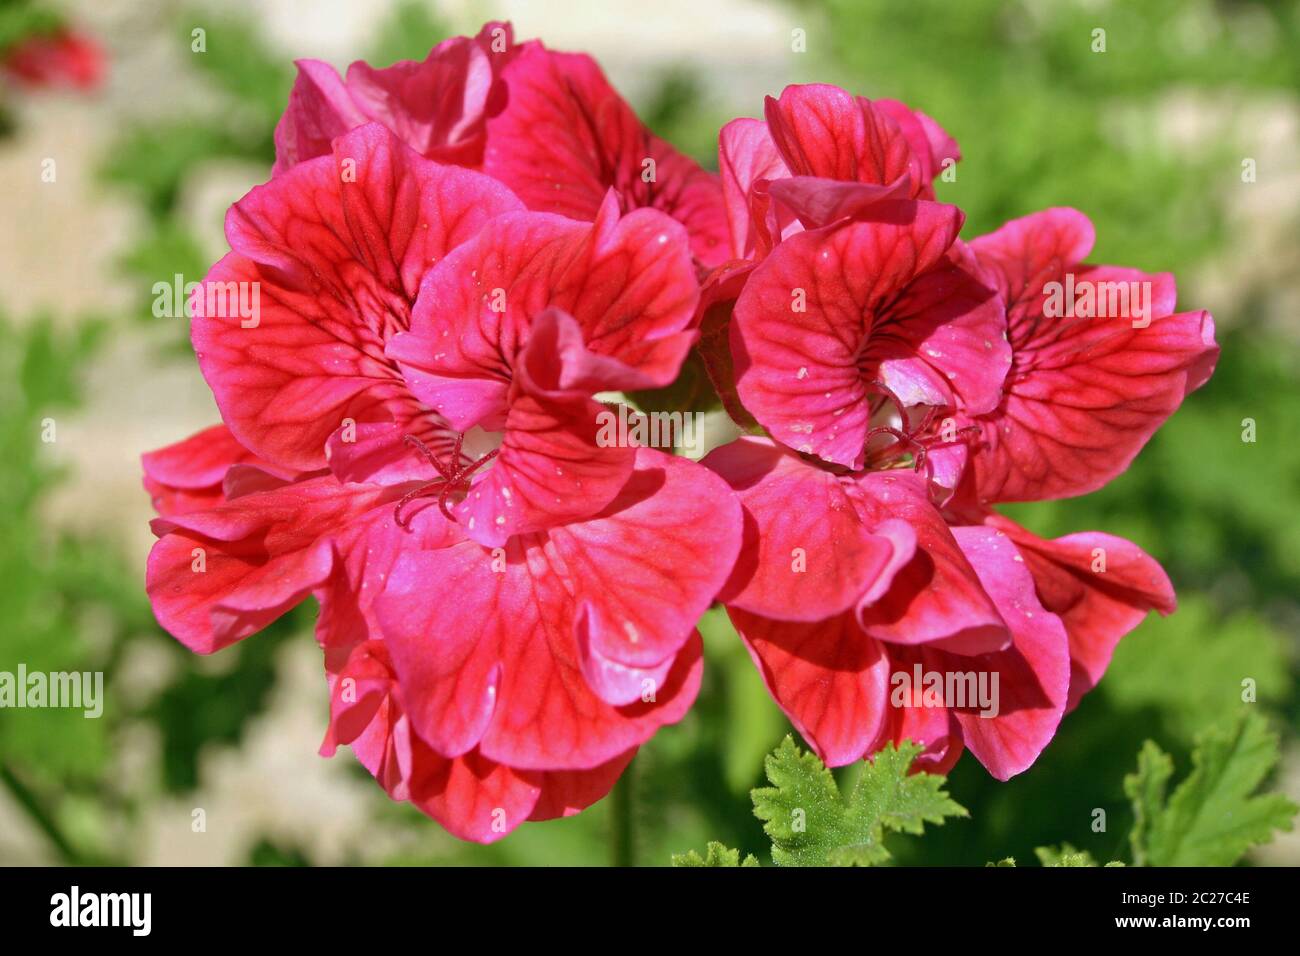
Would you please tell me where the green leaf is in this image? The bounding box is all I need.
[1035,844,1095,867]
[1125,741,1173,866]
[1125,711,1297,866]
[671,842,759,867]
[1033,843,1124,867]
[751,736,967,866]
[986,857,1016,867]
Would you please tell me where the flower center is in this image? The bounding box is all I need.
[393,430,503,529]
[861,381,977,473]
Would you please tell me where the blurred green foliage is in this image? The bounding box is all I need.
[2,0,1297,866]
[0,310,307,863]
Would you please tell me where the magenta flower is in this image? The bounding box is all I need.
[717,83,959,262]
[272,22,514,172]
[143,123,740,841]
[959,207,1219,503]
[274,22,728,269]
[699,83,965,424]
[952,207,1218,709]
[700,83,1218,778]
[142,35,1219,842]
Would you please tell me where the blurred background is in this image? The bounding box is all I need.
[0,0,1297,866]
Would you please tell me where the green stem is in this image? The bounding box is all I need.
[610,759,636,867]
[0,762,84,865]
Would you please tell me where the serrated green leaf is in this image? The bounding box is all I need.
[1125,741,1173,866]
[1035,844,1099,867]
[987,857,1016,867]
[751,736,966,866]
[1126,712,1297,866]
[671,841,759,867]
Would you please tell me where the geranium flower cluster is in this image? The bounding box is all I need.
[143,23,1218,842]
[1,25,103,92]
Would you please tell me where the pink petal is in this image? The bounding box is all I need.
[695,262,762,430]
[146,478,397,653]
[528,749,636,821]
[530,305,694,395]
[321,639,395,756]
[406,743,543,844]
[344,36,494,165]
[373,538,511,757]
[763,84,917,192]
[719,117,789,260]
[272,59,368,175]
[194,123,521,473]
[553,195,700,382]
[937,525,1071,780]
[872,656,966,773]
[874,100,961,194]
[485,614,704,771]
[988,512,1175,710]
[141,424,269,516]
[273,24,518,174]
[483,43,728,266]
[730,201,964,468]
[546,448,742,675]
[851,471,1010,656]
[767,173,912,230]
[703,437,914,621]
[729,607,890,767]
[968,209,1219,501]
[970,207,1096,310]
[220,463,302,501]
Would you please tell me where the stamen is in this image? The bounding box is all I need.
[394,479,446,528]
[866,425,928,471]
[403,434,454,480]
[392,433,501,530]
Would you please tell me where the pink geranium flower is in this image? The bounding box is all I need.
[143,33,1220,836]
[479,39,728,268]
[274,22,728,269]
[699,83,963,425]
[143,123,741,841]
[273,22,514,171]
[950,207,1218,708]
[700,84,1219,778]
[718,83,959,262]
